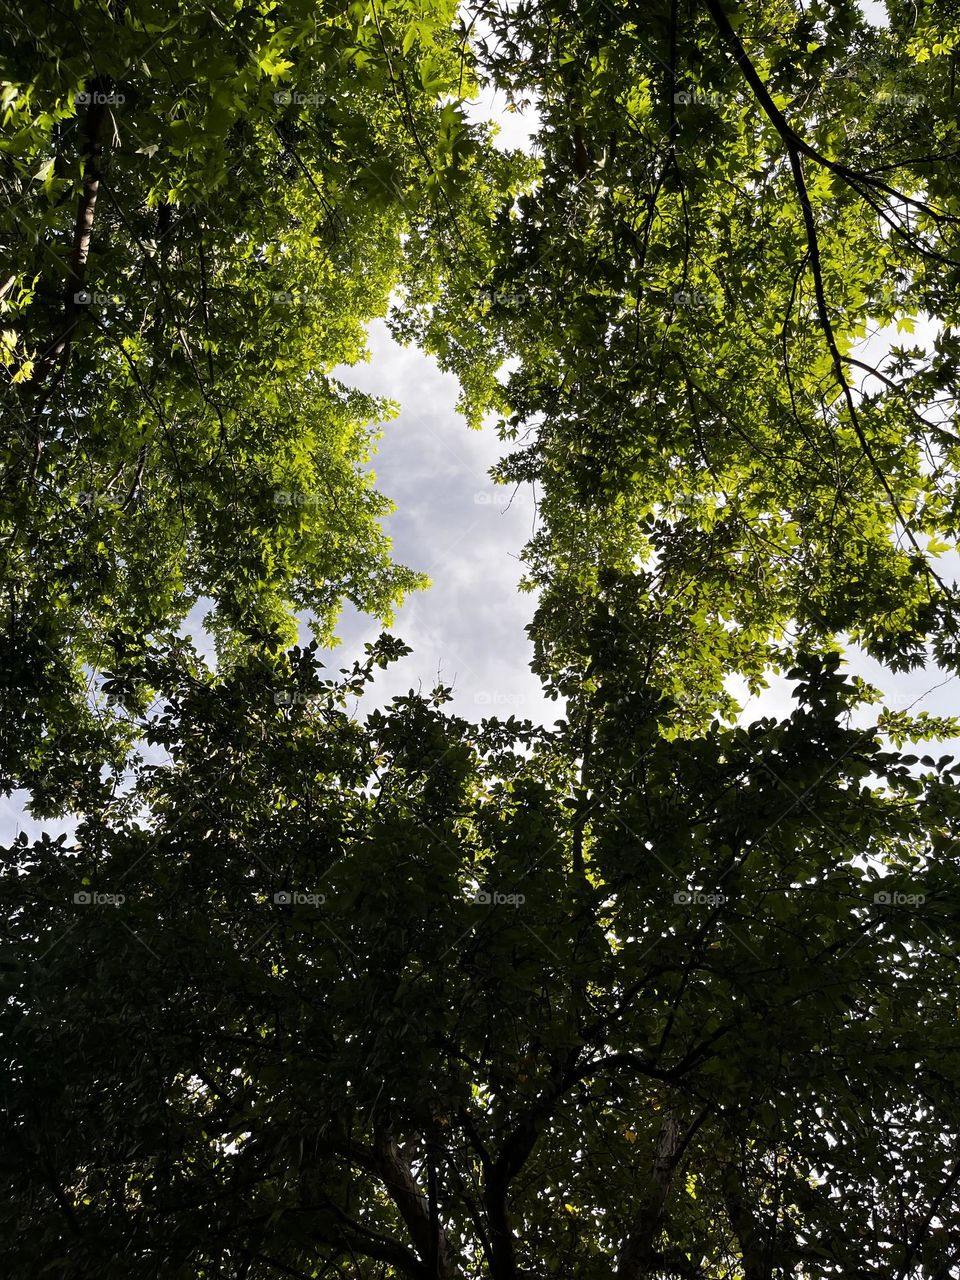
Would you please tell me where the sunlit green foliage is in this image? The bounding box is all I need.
[3,1,960,1277]
[404,0,960,721]
[0,0,515,808]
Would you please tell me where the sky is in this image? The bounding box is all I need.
[317,318,555,729]
[5,0,960,845]
[288,77,549,724]
[861,0,888,26]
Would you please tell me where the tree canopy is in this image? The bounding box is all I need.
[3,1,960,1278]
[5,639,960,1277]
[403,0,960,713]
[1,0,517,810]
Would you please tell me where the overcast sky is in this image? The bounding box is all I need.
[322,320,553,724]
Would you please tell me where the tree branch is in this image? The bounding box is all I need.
[704,0,946,586]
[344,1128,457,1280]
[702,0,960,223]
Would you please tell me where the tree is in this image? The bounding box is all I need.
[4,2,960,1277]
[0,0,518,813]
[401,0,960,717]
[3,635,960,1278]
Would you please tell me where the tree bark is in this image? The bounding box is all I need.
[23,79,113,475]
[372,1127,457,1279]
[616,1111,682,1280]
